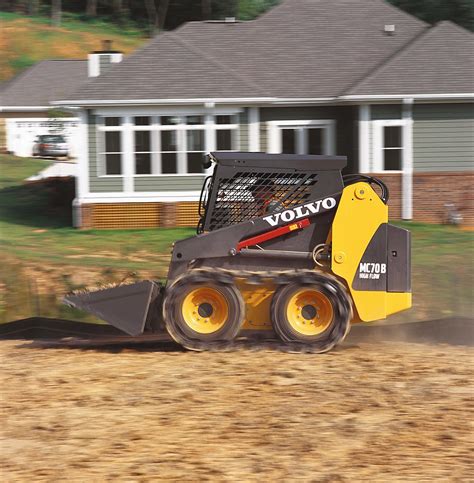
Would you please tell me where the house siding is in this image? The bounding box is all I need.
[371,104,402,120]
[239,108,249,151]
[413,103,474,172]
[88,111,123,192]
[134,176,205,192]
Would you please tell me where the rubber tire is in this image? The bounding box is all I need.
[271,273,352,353]
[163,270,245,351]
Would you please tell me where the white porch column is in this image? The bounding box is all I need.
[402,98,414,220]
[76,109,89,199]
[248,107,260,152]
[122,115,134,194]
[358,104,370,173]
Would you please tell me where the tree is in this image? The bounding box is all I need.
[144,0,169,36]
[157,0,169,30]
[144,0,158,34]
[86,0,97,17]
[238,0,280,21]
[51,0,61,26]
[113,0,124,23]
[28,0,40,15]
[388,0,474,32]
[202,0,211,20]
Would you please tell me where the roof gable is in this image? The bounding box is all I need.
[346,21,474,96]
[0,60,87,107]
[64,0,430,103]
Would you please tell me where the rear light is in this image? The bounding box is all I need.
[40,143,46,149]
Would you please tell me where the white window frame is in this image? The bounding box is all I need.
[213,114,240,153]
[132,117,157,176]
[99,113,240,178]
[372,119,407,173]
[267,120,336,155]
[97,116,124,177]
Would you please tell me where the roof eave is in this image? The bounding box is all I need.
[52,96,338,107]
[0,106,51,112]
[339,93,474,101]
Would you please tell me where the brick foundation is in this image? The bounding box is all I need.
[78,172,473,229]
[371,172,474,226]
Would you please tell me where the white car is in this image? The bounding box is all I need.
[32,135,69,159]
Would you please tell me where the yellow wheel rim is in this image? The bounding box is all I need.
[286,288,334,336]
[181,287,229,334]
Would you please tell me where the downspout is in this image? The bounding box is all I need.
[402,98,414,219]
[358,104,370,173]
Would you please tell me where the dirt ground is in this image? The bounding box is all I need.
[1,335,473,482]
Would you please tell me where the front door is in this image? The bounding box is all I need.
[268,120,335,155]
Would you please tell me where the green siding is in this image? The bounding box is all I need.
[88,111,123,192]
[371,104,402,120]
[134,175,205,192]
[239,109,249,151]
[413,103,474,172]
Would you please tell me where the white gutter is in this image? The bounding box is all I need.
[340,93,474,101]
[53,97,278,106]
[53,92,474,108]
[52,96,338,107]
[0,106,50,112]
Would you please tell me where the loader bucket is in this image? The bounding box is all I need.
[64,281,162,336]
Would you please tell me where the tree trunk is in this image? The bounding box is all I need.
[86,0,97,17]
[51,0,61,26]
[202,0,211,20]
[113,0,122,15]
[28,0,40,16]
[157,0,169,31]
[144,0,159,36]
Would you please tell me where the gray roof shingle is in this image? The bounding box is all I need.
[346,21,474,96]
[0,60,87,107]
[64,0,431,103]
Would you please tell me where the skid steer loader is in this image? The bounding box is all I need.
[65,152,411,352]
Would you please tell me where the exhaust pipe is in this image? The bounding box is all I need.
[64,281,163,336]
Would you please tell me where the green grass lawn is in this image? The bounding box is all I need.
[0,154,472,323]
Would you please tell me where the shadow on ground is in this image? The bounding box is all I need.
[0,317,472,353]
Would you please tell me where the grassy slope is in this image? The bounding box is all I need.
[0,11,146,81]
[0,154,472,322]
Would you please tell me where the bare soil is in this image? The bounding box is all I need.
[1,337,473,481]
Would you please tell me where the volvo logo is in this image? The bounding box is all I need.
[263,197,337,226]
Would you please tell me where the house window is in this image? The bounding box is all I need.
[99,117,123,175]
[160,129,178,174]
[158,116,206,174]
[373,121,406,172]
[105,117,120,127]
[134,130,152,174]
[186,128,205,173]
[215,115,238,151]
[99,113,240,177]
[383,126,402,171]
[135,116,151,126]
[268,120,335,155]
[154,114,238,175]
